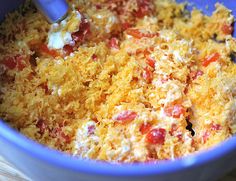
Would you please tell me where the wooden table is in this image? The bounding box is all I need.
[0,156,235,181]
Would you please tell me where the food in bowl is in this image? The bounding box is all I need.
[0,0,236,163]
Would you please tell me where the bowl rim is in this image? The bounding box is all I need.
[0,119,236,176]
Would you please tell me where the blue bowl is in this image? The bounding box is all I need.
[0,1,236,181]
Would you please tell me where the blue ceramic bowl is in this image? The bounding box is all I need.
[0,1,236,181]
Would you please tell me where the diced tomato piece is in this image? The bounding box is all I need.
[202,53,220,67]
[210,123,222,131]
[40,44,59,57]
[109,37,119,49]
[126,29,158,39]
[190,70,203,80]
[142,67,153,83]
[135,0,152,18]
[140,122,152,134]
[114,110,137,123]
[63,44,74,56]
[36,119,47,135]
[146,128,166,145]
[164,104,185,118]
[222,23,233,35]
[72,18,90,43]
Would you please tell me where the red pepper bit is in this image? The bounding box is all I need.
[176,133,183,141]
[126,28,158,39]
[63,44,74,56]
[202,123,222,143]
[17,56,27,71]
[164,104,185,118]
[145,156,157,163]
[146,128,166,145]
[135,0,153,18]
[140,122,152,134]
[95,4,102,10]
[142,67,153,83]
[72,17,91,43]
[50,127,61,138]
[88,125,96,135]
[1,55,27,71]
[40,44,59,58]
[114,110,137,124]
[202,53,220,67]
[190,70,203,80]
[50,126,71,143]
[91,117,99,123]
[36,119,47,135]
[210,123,222,131]
[122,22,132,30]
[59,120,69,127]
[60,132,71,144]
[109,37,119,49]
[146,56,156,68]
[2,57,17,70]
[92,54,98,61]
[221,23,233,35]
[144,48,156,68]
[203,131,210,143]
[169,124,183,141]
[169,123,178,136]
[160,77,169,84]
[40,83,50,94]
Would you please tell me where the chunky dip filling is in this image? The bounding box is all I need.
[0,0,236,163]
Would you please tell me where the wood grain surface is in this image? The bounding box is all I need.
[0,155,235,181]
